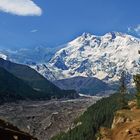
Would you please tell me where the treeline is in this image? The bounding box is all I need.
[51,93,132,140]
[134,74,140,107]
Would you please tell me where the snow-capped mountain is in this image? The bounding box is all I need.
[40,32,140,84]
[1,32,140,87]
[31,64,57,81]
[0,52,8,60]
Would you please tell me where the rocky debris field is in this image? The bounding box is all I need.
[99,100,140,140]
[0,97,100,140]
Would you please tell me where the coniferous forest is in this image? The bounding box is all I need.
[51,93,133,140]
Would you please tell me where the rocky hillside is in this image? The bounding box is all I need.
[99,100,140,140]
[0,119,37,140]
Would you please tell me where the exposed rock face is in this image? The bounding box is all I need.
[99,100,140,140]
[111,111,132,129]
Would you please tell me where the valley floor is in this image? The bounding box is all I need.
[0,97,100,140]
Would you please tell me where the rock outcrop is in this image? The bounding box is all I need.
[99,100,140,140]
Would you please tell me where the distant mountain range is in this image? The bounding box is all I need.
[0,32,140,95]
[0,45,63,65]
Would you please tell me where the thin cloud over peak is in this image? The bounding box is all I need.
[0,0,42,16]
[128,24,140,36]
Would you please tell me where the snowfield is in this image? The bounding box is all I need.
[34,32,140,85]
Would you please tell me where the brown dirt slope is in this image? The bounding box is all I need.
[0,119,37,140]
[100,100,140,140]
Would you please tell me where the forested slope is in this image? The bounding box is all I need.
[51,93,132,140]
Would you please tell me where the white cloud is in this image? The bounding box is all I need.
[0,0,42,16]
[128,24,140,36]
[30,29,38,33]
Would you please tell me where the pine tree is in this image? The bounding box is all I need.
[119,71,127,95]
[134,75,140,108]
[134,50,140,108]
[118,71,128,109]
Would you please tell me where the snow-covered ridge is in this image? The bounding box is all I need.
[42,32,140,83]
[0,53,8,60]
[0,32,140,85]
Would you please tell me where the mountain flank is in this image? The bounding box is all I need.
[53,76,114,95]
[0,58,78,101]
[0,66,43,103]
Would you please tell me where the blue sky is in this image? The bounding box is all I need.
[0,0,140,49]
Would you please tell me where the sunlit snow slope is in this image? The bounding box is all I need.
[39,32,140,84]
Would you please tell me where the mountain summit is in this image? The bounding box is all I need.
[40,32,140,84]
[1,32,140,87]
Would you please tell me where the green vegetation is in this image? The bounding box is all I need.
[118,71,128,109]
[134,74,140,108]
[0,58,78,100]
[51,93,130,140]
[119,71,127,95]
[0,66,47,103]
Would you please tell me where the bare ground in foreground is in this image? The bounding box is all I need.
[100,101,140,140]
[111,109,140,140]
[0,97,100,140]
